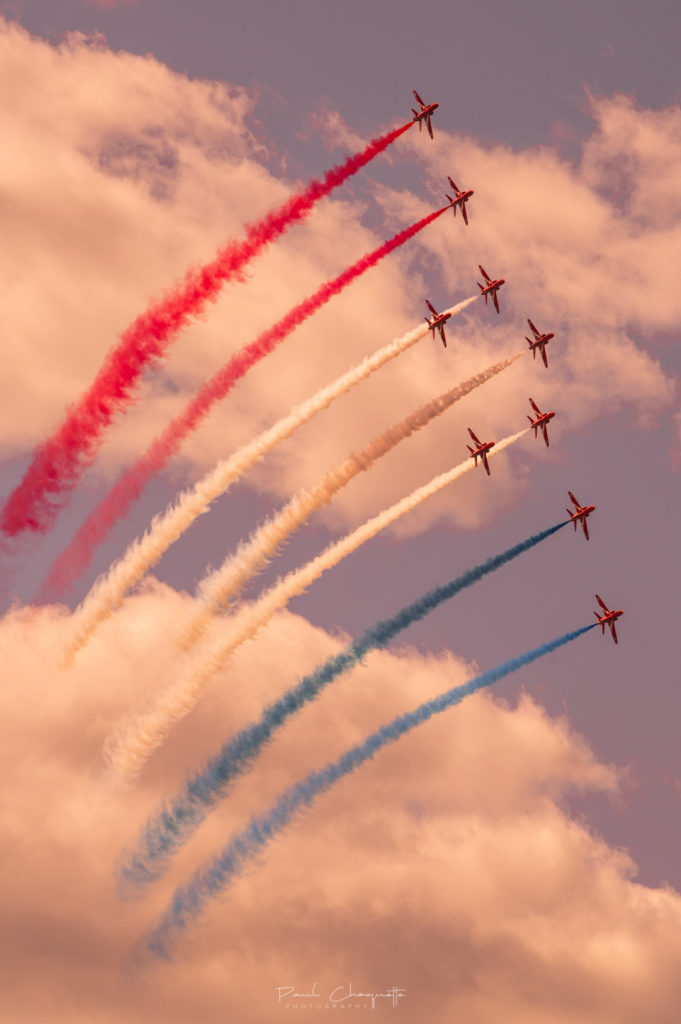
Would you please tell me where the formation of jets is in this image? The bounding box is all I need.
[410,90,621,643]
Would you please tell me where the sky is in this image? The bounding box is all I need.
[1,1,680,1021]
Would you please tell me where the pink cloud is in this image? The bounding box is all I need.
[1,594,680,1021]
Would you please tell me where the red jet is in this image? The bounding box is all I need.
[594,595,623,644]
[566,491,595,540]
[445,176,474,225]
[424,299,451,347]
[527,398,555,447]
[466,428,495,475]
[411,90,439,139]
[525,319,555,368]
[477,265,505,314]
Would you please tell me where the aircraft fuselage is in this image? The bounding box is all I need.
[571,506,595,523]
[415,103,438,122]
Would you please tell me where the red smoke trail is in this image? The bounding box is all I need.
[1,121,412,542]
[43,205,448,599]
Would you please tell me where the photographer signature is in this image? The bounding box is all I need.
[275,981,406,1009]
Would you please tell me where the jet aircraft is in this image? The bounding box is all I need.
[411,90,439,139]
[424,299,451,347]
[466,428,495,475]
[525,319,555,368]
[566,491,595,540]
[527,398,555,446]
[594,595,623,644]
[445,176,474,225]
[477,265,505,313]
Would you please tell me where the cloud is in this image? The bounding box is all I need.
[0,17,676,546]
[0,16,257,451]
[1,588,680,1021]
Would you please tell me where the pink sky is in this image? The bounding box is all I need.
[1,5,680,1021]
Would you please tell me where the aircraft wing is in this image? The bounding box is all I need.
[568,491,580,508]
[426,116,433,139]
[610,622,618,644]
[582,518,589,541]
[541,344,548,367]
[468,428,482,446]
[461,202,469,226]
[481,452,491,475]
[413,89,425,108]
[492,290,500,314]
[595,594,610,613]
[478,264,491,282]
[426,298,438,316]
[541,422,549,446]
[448,176,457,191]
[529,397,541,415]
[438,324,447,348]
[528,318,539,337]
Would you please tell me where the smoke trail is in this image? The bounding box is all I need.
[1,122,412,543]
[43,205,448,599]
[142,623,598,958]
[120,519,568,894]
[104,428,528,778]
[60,297,478,665]
[183,351,524,651]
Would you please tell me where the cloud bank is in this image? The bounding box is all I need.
[1,590,680,1021]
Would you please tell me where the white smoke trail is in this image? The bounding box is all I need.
[64,297,477,666]
[104,427,529,778]
[181,352,524,651]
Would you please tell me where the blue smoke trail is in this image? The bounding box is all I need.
[143,622,597,958]
[120,521,569,895]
